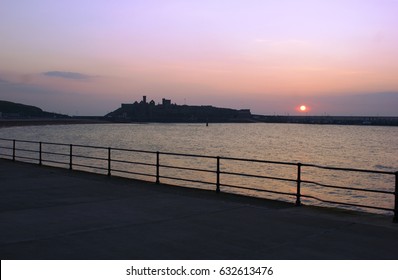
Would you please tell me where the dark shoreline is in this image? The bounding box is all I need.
[0,118,110,128]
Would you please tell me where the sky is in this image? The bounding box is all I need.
[1,0,398,116]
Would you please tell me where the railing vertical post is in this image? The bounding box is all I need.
[69,144,73,170]
[107,147,111,176]
[394,171,398,223]
[296,162,302,206]
[156,151,160,184]
[39,142,42,166]
[12,140,16,161]
[216,156,220,193]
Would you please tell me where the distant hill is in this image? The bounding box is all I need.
[0,100,68,118]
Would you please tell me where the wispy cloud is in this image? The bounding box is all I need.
[254,39,310,46]
[0,77,11,84]
[42,71,93,80]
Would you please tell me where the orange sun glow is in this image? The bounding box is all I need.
[299,105,307,112]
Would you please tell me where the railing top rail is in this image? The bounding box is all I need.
[302,179,395,195]
[40,141,71,147]
[0,138,40,145]
[111,147,156,155]
[220,155,298,166]
[159,150,216,159]
[0,138,70,147]
[302,163,396,175]
[73,143,108,150]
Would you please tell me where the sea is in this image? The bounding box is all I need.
[1,123,397,215]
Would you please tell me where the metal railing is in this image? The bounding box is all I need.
[1,137,397,222]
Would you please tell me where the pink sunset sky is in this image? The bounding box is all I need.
[1,0,398,116]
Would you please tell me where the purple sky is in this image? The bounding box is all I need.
[1,0,398,115]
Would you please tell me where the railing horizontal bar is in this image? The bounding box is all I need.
[111,158,156,167]
[73,154,108,161]
[220,155,298,166]
[0,153,12,158]
[302,194,393,212]
[42,159,68,166]
[40,141,70,147]
[14,148,38,153]
[220,182,296,197]
[0,138,38,144]
[0,138,68,147]
[302,163,395,175]
[14,155,38,161]
[42,151,69,157]
[221,170,296,182]
[72,144,108,150]
[72,162,108,171]
[0,146,13,150]
[302,179,394,195]
[160,151,216,159]
[159,164,215,174]
[111,168,156,178]
[160,175,215,186]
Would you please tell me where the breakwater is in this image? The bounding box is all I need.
[253,115,398,126]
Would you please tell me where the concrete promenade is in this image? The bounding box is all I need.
[1,159,397,260]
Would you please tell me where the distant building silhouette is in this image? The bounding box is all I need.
[162,98,171,106]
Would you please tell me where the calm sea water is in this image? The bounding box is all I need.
[1,123,397,214]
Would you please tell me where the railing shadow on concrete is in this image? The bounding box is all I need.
[1,137,397,222]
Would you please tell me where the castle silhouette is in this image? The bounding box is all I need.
[105,96,252,123]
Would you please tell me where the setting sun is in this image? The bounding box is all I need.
[300,105,307,112]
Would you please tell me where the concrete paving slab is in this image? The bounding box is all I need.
[0,159,397,259]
